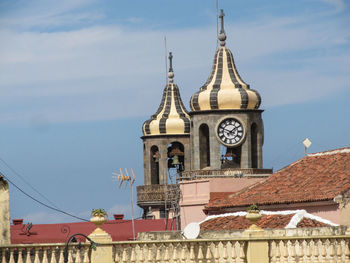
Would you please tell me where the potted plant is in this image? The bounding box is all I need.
[245,204,262,226]
[90,208,108,227]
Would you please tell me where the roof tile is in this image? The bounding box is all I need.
[205,148,350,211]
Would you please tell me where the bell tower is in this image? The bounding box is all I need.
[189,10,265,172]
[138,52,190,220]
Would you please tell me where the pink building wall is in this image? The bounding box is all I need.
[180,177,265,229]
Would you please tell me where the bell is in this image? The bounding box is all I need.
[172,155,180,165]
[153,151,159,162]
[225,148,236,158]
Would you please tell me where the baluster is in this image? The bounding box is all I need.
[274,241,282,263]
[282,240,288,263]
[130,245,136,263]
[172,243,179,263]
[164,244,170,263]
[223,241,229,263]
[9,248,15,263]
[42,247,49,263]
[139,244,145,263]
[68,247,74,263]
[305,240,312,263]
[34,248,41,263]
[188,243,194,263]
[75,246,82,263]
[320,240,327,263]
[58,248,64,263]
[213,242,219,263]
[147,244,153,263]
[82,246,90,263]
[329,240,336,263]
[290,240,297,263]
[122,245,128,263]
[238,242,246,263]
[18,248,24,263]
[50,247,57,263]
[2,248,8,263]
[313,240,320,263]
[114,245,120,263]
[181,243,187,263]
[345,240,350,263]
[298,240,305,263]
[26,248,33,263]
[269,241,276,263]
[336,240,342,263]
[205,242,212,261]
[155,244,162,263]
[197,243,204,263]
[231,241,237,263]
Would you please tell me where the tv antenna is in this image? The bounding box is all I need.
[112,168,136,240]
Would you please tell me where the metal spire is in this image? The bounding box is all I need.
[218,9,227,46]
[168,52,174,83]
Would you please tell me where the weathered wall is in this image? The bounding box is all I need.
[0,178,10,245]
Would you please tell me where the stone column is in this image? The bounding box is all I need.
[88,215,113,263]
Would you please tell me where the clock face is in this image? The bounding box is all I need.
[217,118,245,146]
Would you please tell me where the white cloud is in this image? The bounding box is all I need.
[319,0,346,12]
[0,4,349,123]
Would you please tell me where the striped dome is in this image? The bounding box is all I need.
[190,10,261,111]
[142,53,190,136]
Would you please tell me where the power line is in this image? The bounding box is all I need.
[0,156,60,209]
[0,171,143,225]
[0,171,89,222]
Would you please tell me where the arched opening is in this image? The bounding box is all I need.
[199,124,210,169]
[251,123,258,168]
[220,145,241,169]
[150,145,160,184]
[167,142,184,183]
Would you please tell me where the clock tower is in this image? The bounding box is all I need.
[189,10,264,172]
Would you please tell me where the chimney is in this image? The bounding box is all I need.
[13,219,24,225]
[113,214,124,220]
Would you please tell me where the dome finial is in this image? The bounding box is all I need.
[218,9,226,46]
[168,52,174,83]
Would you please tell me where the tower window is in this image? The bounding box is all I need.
[150,146,160,184]
[251,123,258,168]
[199,124,210,169]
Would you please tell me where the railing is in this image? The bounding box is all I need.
[0,243,92,263]
[1,236,350,263]
[269,236,350,263]
[137,184,179,203]
[113,239,247,262]
[180,168,272,180]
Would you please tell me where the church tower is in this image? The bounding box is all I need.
[138,52,190,219]
[189,10,264,172]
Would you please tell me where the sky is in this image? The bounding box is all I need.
[0,0,349,224]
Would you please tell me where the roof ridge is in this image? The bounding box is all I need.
[308,147,350,157]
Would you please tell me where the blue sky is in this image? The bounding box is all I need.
[0,0,349,224]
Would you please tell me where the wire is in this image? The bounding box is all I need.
[0,171,143,224]
[0,156,60,210]
[0,171,90,222]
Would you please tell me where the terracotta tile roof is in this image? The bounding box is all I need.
[199,210,336,231]
[205,148,350,211]
[11,219,174,244]
[210,192,236,202]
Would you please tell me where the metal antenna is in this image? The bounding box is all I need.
[216,0,219,49]
[112,168,136,240]
[164,36,168,84]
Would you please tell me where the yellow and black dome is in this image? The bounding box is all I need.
[142,52,190,136]
[190,10,261,111]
